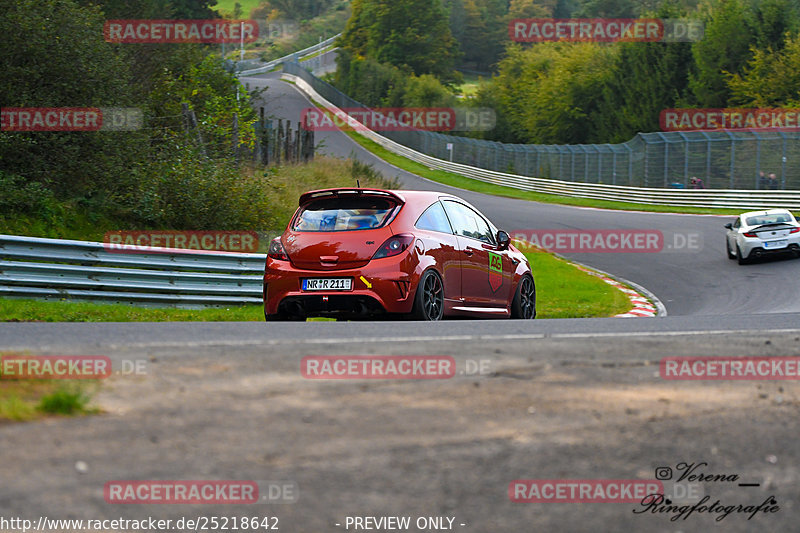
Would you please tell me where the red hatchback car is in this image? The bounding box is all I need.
[263,188,535,320]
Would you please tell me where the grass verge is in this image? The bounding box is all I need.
[522,249,631,318]
[0,299,265,322]
[0,353,98,422]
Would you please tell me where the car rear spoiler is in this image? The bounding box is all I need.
[298,188,405,206]
[750,223,796,232]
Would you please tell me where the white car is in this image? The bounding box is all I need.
[725,209,800,264]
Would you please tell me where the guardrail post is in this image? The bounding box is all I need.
[729,132,735,188]
[755,133,761,189]
[781,133,788,189]
[681,132,689,188]
[612,151,617,185]
[570,147,575,182]
[597,146,603,183]
[626,143,633,185]
[584,146,589,183]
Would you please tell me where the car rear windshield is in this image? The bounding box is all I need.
[745,213,794,226]
[293,197,397,232]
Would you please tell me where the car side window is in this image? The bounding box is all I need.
[415,201,453,234]
[733,219,740,230]
[442,201,494,244]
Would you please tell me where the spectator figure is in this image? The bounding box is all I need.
[768,173,779,189]
[690,176,706,189]
[759,171,768,188]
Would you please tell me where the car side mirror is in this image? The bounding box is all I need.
[724,223,733,230]
[497,230,510,250]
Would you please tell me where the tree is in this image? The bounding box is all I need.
[339,0,460,81]
[508,0,552,17]
[727,33,800,107]
[402,74,458,107]
[0,0,140,196]
[458,0,508,72]
[591,40,694,142]
[486,42,618,144]
[589,2,696,141]
[689,0,755,107]
[749,0,800,52]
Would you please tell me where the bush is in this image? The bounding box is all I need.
[37,385,92,415]
[0,171,61,221]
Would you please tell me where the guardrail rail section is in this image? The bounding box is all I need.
[237,35,339,77]
[0,235,266,307]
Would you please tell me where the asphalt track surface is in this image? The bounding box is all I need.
[1,69,800,533]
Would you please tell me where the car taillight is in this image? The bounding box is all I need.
[372,234,414,259]
[743,232,757,238]
[268,237,289,261]
[790,228,800,234]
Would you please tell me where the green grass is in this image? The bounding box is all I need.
[215,0,262,17]
[300,45,335,62]
[0,298,265,322]
[341,130,744,216]
[0,354,98,422]
[523,249,630,318]
[456,73,489,98]
[37,385,95,415]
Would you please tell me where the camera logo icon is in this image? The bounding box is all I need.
[655,467,673,480]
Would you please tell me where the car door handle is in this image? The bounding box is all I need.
[463,250,473,256]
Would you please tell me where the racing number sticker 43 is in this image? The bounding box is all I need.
[489,252,503,292]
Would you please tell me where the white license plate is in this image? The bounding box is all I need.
[302,278,352,291]
[763,239,788,249]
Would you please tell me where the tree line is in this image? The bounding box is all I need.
[1,0,279,232]
[332,0,800,145]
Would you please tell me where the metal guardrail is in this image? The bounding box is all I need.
[237,35,339,77]
[0,235,265,308]
[284,67,800,210]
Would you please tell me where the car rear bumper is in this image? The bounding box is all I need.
[741,237,800,258]
[264,254,419,317]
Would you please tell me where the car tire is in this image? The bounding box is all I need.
[511,274,536,319]
[410,269,444,321]
[726,239,736,259]
[737,244,750,265]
